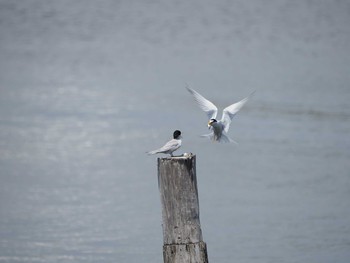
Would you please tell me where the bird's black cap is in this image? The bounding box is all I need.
[210,118,217,122]
[173,130,181,139]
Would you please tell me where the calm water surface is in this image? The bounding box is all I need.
[1,1,350,262]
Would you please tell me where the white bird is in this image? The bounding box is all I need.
[147,130,182,156]
[186,87,254,143]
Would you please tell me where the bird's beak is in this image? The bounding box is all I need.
[208,121,212,129]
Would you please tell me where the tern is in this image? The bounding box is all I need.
[147,130,182,156]
[186,87,254,143]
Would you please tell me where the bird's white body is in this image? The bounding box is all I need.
[186,87,254,143]
[147,138,182,156]
[207,121,227,141]
[147,130,182,156]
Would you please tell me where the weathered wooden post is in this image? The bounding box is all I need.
[157,154,209,263]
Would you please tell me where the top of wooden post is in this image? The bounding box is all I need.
[158,152,195,160]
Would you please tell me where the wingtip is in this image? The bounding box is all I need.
[185,85,193,93]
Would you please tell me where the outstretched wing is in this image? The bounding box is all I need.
[186,87,218,120]
[221,91,255,133]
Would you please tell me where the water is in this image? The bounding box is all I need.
[1,1,350,262]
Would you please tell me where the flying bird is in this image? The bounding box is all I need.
[147,130,182,156]
[186,87,254,143]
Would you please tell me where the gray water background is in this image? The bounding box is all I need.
[1,1,350,262]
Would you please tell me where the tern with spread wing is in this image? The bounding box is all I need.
[147,130,182,156]
[186,87,254,143]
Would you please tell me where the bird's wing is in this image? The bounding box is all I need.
[157,139,180,153]
[221,91,255,133]
[186,87,218,120]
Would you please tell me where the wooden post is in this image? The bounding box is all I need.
[157,154,209,263]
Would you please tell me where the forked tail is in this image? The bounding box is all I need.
[147,149,159,155]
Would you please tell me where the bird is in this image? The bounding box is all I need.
[147,130,182,157]
[186,87,254,143]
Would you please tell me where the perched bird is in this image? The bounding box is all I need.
[186,87,254,143]
[147,130,182,157]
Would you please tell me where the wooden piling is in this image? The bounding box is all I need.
[157,154,209,263]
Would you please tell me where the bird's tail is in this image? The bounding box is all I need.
[220,133,238,144]
[200,132,238,144]
[147,149,159,155]
[200,133,214,140]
